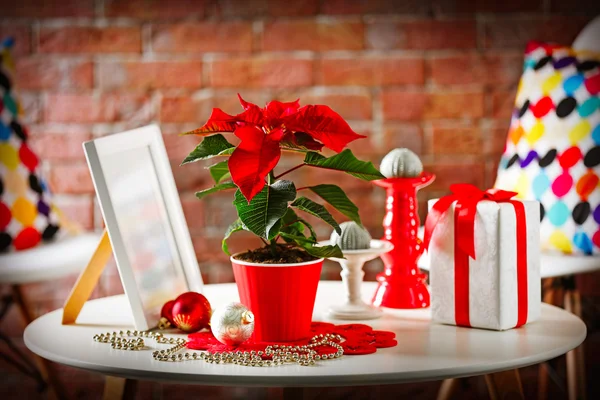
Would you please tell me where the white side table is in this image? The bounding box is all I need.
[417,227,599,400]
[25,282,586,400]
[0,233,101,400]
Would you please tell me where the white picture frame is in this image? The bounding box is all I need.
[84,124,203,330]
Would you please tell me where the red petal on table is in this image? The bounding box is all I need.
[530,96,554,118]
[371,331,396,341]
[333,324,374,337]
[228,126,283,202]
[585,73,600,96]
[282,105,365,153]
[187,331,221,350]
[341,341,377,355]
[374,339,398,348]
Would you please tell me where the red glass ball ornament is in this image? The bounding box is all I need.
[160,300,175,325]
[171,292,211,333]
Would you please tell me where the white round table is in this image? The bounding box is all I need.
[25,282,585,398]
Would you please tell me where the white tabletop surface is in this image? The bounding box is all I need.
[25,282,586,388]
[416,227,600,279]
[0,233,101,284]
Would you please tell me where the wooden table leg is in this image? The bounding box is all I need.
[11,285,67,400]
[485,369,524,400]
[103,376,137,400]
[437,378,460,400]
[564,289,587,400]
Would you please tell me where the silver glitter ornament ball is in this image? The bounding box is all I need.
[210,303,255,346]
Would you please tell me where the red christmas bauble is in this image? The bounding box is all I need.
[171,292,211,333]
[161,300,176,325]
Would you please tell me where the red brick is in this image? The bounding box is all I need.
[17,92,42,124]
[382,90,484,121]
[319,57,424,86]
[171,159,213,192]
[45,94,153,123]
[431,122,482,155]
[39,27,142,53]
[384,124,424,155]
[483,123,509,157]
[1,0,94,18]
[180,193,205,233]
[429,53,522,87]
[28,128,91,161]
[425,162,486,190]
[162,132,205,162]
[0,26,31,56]
[483,17,590,49]
[209,58,313,88]
[15,59,93,90]
[434,0,542,13]
[49,163,94,194]
[322,0,427,14]
[366,19,477,50]
[52,195,95,230]
[299,92,372,120]
[490,89,517,120]
[99,61,202,90]
[263,21,364,51]
[104,0,207,18]
[160,96,213,123]
[267,0,318,16]
[151,23,253,53]
[215,0,268,18]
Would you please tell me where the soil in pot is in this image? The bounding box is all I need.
[233,244,317,264]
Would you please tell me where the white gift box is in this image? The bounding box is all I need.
[428,199,541,331]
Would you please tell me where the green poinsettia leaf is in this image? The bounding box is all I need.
[181,134,235,165]
[279,208,317,241]
[291,197,341,235]
[208,160,231,183]
[195,181,237,200]
[279,232,343,259]
[233,180,296,240]
[222,219,245,255]
[307,184,362,226]
[303,149,385,181]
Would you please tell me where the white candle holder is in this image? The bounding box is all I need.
[321,240,394,320]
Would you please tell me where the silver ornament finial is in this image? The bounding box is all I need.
[380,148,423,178]
[330,221,372,250]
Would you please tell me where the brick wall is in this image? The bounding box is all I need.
[1,0,598,311]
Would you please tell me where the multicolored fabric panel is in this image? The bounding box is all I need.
[495,41,600,256]
[0,38,61,252]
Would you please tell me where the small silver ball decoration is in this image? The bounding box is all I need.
[330,221,372,250]
[380,148,423,178]
[210,303,255,346]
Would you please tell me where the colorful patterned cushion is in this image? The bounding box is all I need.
[0,38,61,252]
[495,41,600,255]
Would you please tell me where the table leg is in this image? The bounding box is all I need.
[11,285,67,400]
[103,376,137,400]
[437,378,460,400]
[485,369,524,400]
[564,289,586,400]
[538,278,558,400]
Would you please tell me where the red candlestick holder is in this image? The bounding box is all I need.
[372,172,435,309]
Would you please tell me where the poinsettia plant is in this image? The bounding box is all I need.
[182,95,384,259]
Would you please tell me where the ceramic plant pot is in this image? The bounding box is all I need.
[231,255,324,342]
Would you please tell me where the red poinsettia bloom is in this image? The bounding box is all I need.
[188,95,365,202]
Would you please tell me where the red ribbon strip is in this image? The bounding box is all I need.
[424,184,528,328]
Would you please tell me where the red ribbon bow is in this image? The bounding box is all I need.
[423,183,519,260]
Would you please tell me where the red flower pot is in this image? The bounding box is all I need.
[231,256,324,342]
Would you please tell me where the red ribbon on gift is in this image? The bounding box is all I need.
[423,184,529,328]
